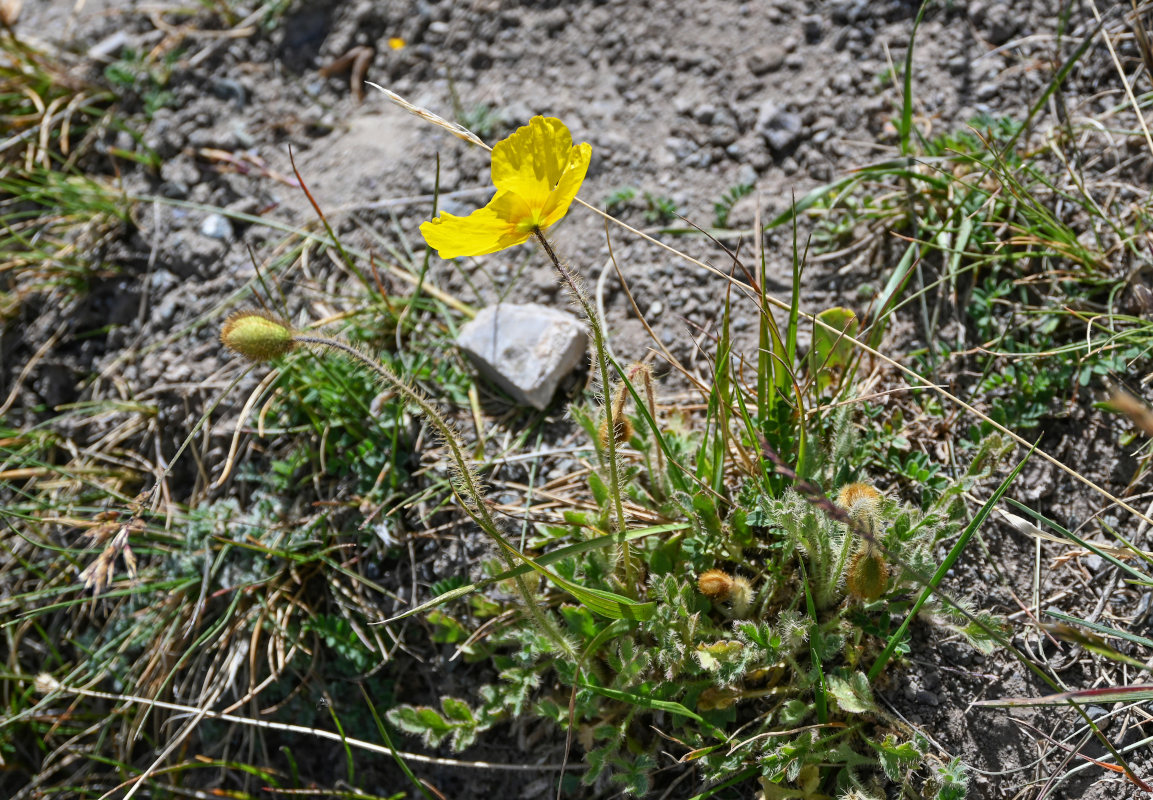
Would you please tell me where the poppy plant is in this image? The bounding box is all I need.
[420,116,591,258]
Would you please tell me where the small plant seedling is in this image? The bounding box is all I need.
[713,181,753,229]
[604,185,638,215]
[642,191,678,224]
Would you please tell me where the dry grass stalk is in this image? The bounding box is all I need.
[78,517,142,596]
[365,83,489,149]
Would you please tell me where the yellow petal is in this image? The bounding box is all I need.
[490,116,574,209]
[487,190,540,234]
[420,194,532,258]
[539,141,591,230]
[421,116,590,257]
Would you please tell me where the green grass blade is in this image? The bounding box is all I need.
[868,444,1033,680]
[577,683,722,738]
[379,524,686,623]
[361,685,437,800]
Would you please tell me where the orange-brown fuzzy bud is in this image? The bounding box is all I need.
[698,569,734,600]
[836,482,881,510]
[220,311,295,362]
[598,414,634,449]
[846,544,889,602]
[598,380,634,450]
[836,482,883,535]
[699,570,754,616]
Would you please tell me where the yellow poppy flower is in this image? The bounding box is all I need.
[420,116,591,258]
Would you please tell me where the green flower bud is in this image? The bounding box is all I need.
[220,311,295,362]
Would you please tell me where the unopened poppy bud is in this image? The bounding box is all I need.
[836,482,881,511]
[220,311,295,362]
[836,482,883,535]
[598,415,634,449]
[728,576,753,618]
[846,544,889,601]
[698,569,734,600]
[699,570,754,617]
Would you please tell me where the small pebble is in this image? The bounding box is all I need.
[200,214,234,241]
[747,47,785,75]
[801,15,823,43]
[914,690,939,707]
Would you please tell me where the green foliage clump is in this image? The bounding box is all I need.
[385,345,1006,798]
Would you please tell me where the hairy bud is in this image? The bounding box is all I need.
[698,568,734,600]
[836,482,883,535]
[698,569,754,617]
[598,415,634,449]
[220,311,295,362]
[846,544,889,601]
[728,576,753,617]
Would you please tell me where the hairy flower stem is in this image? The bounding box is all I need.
[533,229,635,594]
[291,334,571,655]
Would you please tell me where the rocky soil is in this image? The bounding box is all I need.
[6,0,1153,798]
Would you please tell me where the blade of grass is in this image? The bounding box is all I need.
[868,443,1034,680]
[376,523,687,624]
[360,686,437,800]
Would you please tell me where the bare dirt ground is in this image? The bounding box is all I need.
[6,1,1153,798]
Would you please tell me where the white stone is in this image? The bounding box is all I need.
[456,303,587,410]
[199,213,233,240]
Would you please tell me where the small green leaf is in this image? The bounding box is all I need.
[441,697,475,724]
[426,610,468,644]
[563,509,590,527]
[387,705,453,747]
[828,671,875,714]
[452,725,477,752]
[810,306,858,391]
[578,683,723,738]
[386,706,426,735]
[589,471,609,506]
[692,491,723,538]
[416,707,452,734]
[560,605,599,639]
[873,734,921,780]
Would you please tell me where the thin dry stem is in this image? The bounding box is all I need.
[211,367,280,489]
[1089,0,1153,159]
[366,83,490,149]
[35,675,579,772]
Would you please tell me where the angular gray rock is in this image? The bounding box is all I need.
[455,303,587,410]
[756,101,804,155]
